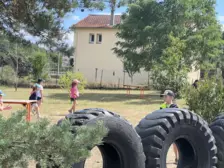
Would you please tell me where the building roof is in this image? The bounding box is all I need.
[74,15,121,28]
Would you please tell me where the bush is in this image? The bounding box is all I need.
[182,75,224,123]
[151,68,188,97]
[31,51,49,80]
[59,71,87,94]
[0,111,107,167]
[0,65,16,85]
[18,75,33,86]
[151,34,189,97]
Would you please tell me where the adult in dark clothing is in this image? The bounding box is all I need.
[192,79,199,89]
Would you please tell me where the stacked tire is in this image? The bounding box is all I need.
[136,108,217,168]
[210,114,224,168]
[61,108,145,168]
[39,108,218,168]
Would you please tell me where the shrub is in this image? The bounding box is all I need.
[182,75,224,123]
[151,68,188,97]
[18,75,33,86]
[31,51,49,80]
[0,111,107,167]
[0,65,16,85]
[151,34,189,97]
[59,71,87,94]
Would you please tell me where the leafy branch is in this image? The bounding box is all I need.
[0,111,107,168]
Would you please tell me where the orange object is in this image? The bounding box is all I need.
[3,100,37,122]
[124,85,147,99]
[140,88,144,99]
[126,85,131,95]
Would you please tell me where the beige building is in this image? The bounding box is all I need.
[73,15,200,86]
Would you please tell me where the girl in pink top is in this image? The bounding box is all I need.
[68,79,80,113]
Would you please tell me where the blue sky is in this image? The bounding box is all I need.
[63,0,224,29]
[63,6,127,29]
[216,0,224,26]
[62,0,224,45]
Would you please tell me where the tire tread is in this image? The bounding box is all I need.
[136,108,217,168]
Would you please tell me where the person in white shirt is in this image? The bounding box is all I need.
[35,79,44,108]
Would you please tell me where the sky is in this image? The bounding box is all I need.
[25,0,224,46]
[62,6,127,45]
[63,0,224,29]
[62,0,224,46]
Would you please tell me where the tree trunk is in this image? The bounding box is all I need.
[221,68,224,80]
[110,1,115,26]
[147,71,150,87]
[15,43,18,92]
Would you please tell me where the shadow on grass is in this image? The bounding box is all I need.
[125,99,163,105]
[47,92,162,105]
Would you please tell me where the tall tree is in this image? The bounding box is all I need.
[123,59,140,83]
[31,51,49,80]
[217,32,224,78]
[108,0,136,25]
[0,0,105,45]
[151,34,189,93]
[113,0,223,72]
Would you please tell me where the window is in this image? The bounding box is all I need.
[97,34,102,43]
[89,34,95,43]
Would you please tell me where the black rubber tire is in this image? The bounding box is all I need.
[210,114,224,168]
[135,108,217,168]
[44,108,145,168]
[71,108,145,168]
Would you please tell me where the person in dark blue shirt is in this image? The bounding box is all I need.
[192,79,199,89]
[29,85,40,120]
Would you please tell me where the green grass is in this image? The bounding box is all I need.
[1,87,185,125]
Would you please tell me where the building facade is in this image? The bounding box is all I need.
[73,15,200,86]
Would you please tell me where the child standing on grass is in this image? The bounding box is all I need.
[160,90,179,164]
[68,79,80,113]
[29,85,40,120]
[35,78,44,108]
[0,90,12,111]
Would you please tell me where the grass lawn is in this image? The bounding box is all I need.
[1,87,185,168]
[1,87,185,125]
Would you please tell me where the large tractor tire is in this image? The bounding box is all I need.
[70,108,145,168]
[136,108,217,168]
[38,108,145,168]
[210,114,224,168]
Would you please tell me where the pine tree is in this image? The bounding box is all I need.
[0,111,107,167]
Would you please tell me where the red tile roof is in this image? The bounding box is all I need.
[74,15,121,28]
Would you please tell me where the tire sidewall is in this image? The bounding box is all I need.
[161,123,211,168]
[87,116,144,168]
[73,116,145,168]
